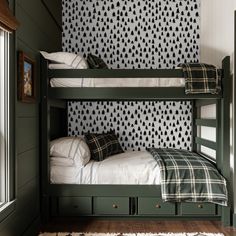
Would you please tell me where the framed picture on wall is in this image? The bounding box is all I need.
[18,51,36,103]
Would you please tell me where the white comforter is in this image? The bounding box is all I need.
[50,151,161,185]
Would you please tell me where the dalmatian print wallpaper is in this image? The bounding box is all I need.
[62,0,200,69]
[68,101,192,151]
[64,1,197,150]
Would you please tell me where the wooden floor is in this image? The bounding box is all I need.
[41,219,236,236]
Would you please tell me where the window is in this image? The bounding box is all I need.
[0,29,10,209]
[0,0,18,218]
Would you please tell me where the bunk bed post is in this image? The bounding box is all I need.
[216,99,222,170]
[40,56,50,223]
[221,56,231,226]
[192,100,199,153]
[234,10,236,228]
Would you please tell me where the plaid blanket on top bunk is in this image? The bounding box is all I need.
[179,63,221,94]
[147,148,227,206]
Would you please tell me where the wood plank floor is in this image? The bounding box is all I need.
[41,220,236,236]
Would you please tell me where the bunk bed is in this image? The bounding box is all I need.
[40,56,231,225]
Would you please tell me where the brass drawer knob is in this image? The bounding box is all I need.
[155,204,161,208]
[198,204,203,209]
[112,204,118,209]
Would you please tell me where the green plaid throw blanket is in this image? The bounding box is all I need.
[179,63,221,94]
[147,148,227,206]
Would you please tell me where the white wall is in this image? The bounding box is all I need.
[200,0,235,212]
[201,0,235,66]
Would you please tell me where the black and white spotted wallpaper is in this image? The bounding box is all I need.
[62,0,200,69]
[63,1,197,150]
[68,101,192,151]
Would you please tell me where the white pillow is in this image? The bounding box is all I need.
[40,51,89,69]
[50,137,90,167]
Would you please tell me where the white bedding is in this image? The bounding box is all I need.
[50,77,185,88]
[50,151,161,185]
[49,63,185,88]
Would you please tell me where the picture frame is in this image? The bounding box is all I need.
[18,51,36,103]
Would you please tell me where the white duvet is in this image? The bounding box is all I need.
[50,151,161,185]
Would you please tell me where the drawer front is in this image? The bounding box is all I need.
[138,197,175,215]
[59,197,92,216]
[181,203,216,215]
[94,197,129,215]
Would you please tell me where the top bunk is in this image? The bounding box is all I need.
[41,55,230,100]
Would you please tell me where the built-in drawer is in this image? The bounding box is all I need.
[181,203,216,215]
[58,197,92,216]
[138,197,175,215]
[93,197,130,215]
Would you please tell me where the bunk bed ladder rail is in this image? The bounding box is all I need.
[193,56,231,226]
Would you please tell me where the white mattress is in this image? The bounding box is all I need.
[50,77,185,88]
[50,151,161,185]
[49,63,185,88]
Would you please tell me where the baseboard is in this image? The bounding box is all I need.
[233,214,236,228]
[22,216,40,236]
[221,206,231,226]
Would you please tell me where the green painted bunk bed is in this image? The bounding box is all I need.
[40,56,231,225]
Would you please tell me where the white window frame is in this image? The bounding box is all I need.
[0,29,10,210]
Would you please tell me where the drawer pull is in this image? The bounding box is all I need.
[198,204,203,209]
[73,205,78,209]
[155,204,161,208]
[112,204,118,209]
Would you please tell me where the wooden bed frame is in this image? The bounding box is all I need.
[40,56,231,225]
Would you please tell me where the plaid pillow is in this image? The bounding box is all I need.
[85,132,123,161]
[87,54,108,69]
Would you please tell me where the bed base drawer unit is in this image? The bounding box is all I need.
[138,197,176,215]
[93,197,130,215]
[53,196,219,218]
[58,197,92,216]
[180,203,216,215]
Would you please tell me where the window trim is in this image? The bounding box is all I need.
[0,26,16,220]
[0,0,19,33]
[0,200,16,223]
[8,27,16,204]
[0,29,10,209]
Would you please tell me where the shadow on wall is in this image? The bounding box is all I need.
[201,45,234,70]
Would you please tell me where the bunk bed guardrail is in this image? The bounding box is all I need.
[45,60,224,100]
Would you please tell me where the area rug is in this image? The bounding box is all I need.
[38,233,224,236]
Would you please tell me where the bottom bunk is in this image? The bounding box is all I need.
[41,98,231,225]
[46,147,228,221]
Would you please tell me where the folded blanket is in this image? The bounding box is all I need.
[147,148,227,206]
[179,63,221,94]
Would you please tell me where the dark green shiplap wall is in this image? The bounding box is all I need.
[0,0,61,235]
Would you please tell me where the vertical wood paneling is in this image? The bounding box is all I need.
[17,118,38,154]
[0,0,61,235]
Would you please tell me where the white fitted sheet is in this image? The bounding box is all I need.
[50,77,185,88]
[50,151,161,185]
